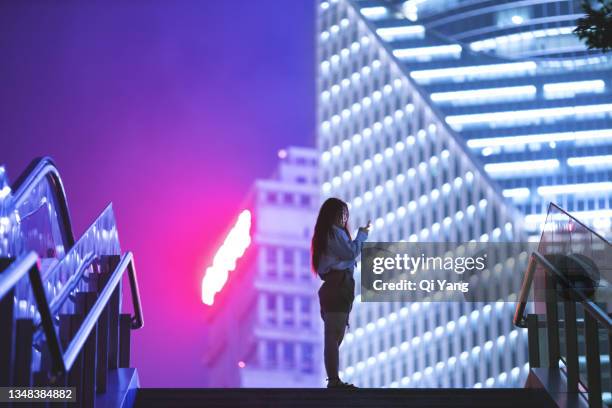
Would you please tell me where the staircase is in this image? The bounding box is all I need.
[0,157,144,407]
[135,388,556,408]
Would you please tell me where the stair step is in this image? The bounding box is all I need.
[135,388,557,408]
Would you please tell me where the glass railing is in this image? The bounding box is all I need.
[515,202,612,408]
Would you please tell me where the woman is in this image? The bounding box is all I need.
[311,197,370,388]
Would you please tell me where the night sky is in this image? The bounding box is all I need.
[0,1,315,386]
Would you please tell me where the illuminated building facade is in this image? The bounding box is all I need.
[316,0,612,388]
[202,147,323,387]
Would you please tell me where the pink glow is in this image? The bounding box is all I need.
[201,210,252,305]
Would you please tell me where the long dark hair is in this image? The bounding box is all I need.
[311,197,350,273]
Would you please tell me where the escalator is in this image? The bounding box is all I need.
[0,157,144,407]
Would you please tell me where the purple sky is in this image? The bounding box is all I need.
[0,1,315,386]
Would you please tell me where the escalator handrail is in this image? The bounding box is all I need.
[514,251,612,330]
[64,251,144,372]
[0,250,143,377]
[10,156,75,249]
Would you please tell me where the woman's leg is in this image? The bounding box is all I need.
[322,312,348,382]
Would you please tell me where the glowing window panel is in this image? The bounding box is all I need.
[376,25,425,41]
[471,27,574,52]
[543,80,606,99]
[410,61,536,84]
[567,155,612,169]
[467,129,612,149]
[430,85,536,106]
[446,104,612,130]
[393,44,461,61]
[502,188,530,199]
[525,209,612,231]
[484,159,559,178]
[360,6,387,19]
[537,182,612,196]
[201,210,252,305]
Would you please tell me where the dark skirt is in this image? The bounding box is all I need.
[318,268,355,314]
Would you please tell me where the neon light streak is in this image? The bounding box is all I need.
[393,44,462,61]
[410,61,537,83]
[543,79,606,99]
[201,210,252,306]
[567,155,612,168]
[360,6,387,19]
[484,159,559,177]
[430,85,536,106]
[446,104,612,130]
[376,25,425,41]
[467,129,612,149]
[537,182,612,196]
[502,188,530,199]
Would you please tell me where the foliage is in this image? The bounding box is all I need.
[574,0,612,52]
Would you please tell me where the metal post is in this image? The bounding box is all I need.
[545,273,560,368]
[106,256,121,369]
[119,314,132,368]
[94,272,110,393]
[584,312,602,408]
[77,292,98,408]
[563,301,579,392]
[13,319,34,386]
[527,314,540,368]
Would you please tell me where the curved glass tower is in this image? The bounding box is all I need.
[316,0,612,389]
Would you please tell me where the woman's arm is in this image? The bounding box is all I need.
[329,226,368,261]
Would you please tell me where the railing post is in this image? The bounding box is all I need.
[563,301,579,392]
[106,256,121,370]
[527,314,540,368]
[77,292,98,408]
[584,312,603,408]
[119,314,132,367]
[545,273,560,368]
[61,313,83,407]
[93,269,110,393]
[0,258,15,386]
[13,319,34,386]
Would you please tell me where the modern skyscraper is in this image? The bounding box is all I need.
[202,147,323,387]
[316,0,611,388]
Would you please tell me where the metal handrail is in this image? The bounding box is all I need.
[10,156,75,249]
[0,250,143,378]
[64,252,144,371]
[514,251,612,330]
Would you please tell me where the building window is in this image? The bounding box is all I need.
[266,341,277,367]
[300,297,310,313]
[283,296,294,312]
[266,294,276,311]
[267,192,277,204]
[283,343,295,368]
[301,343,314,373]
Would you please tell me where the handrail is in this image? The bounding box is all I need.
[0,251,144,378]
[514,251,612,330]
[10,157,75,250]
[0,251,65,375]
[64,252,144,371]
[0,251,40,301]
[31,252,97,344]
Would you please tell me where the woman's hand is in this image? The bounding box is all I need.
[359,220,372,233]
